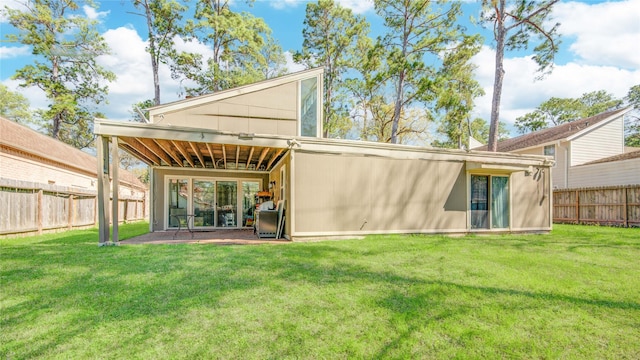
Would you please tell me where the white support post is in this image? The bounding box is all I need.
[97,136,110,246]
[111,136,119,244]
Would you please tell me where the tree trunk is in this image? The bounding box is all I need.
[390,70,404,144]
[488,0,506,152]
[143,0,161,105]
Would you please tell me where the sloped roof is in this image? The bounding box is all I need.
[0,116,145,190]
[578,149,640,166]
[147,67,324,116]
[475,107,631,152]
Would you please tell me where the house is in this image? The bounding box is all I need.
[0,116,147,236]
[473,107,637,189]
[94,68,553,243]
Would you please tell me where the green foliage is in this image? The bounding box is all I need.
[0,84,32,124]
[1,224,639,358]
[295,0,369,139]
[434,118,509,149]
[2,0,116,150]
[434,33,484,148]
[515,90,623,134]
[133,0,188,105]
[373,0,480,144]
[171,0,284,95]
[625,84,640,147]
[481,0,561,151]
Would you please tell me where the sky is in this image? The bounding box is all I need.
[1,0,639,137]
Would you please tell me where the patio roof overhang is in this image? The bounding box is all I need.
[94,118,292,172]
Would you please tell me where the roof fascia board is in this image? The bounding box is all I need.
[148,68,325,116]
[567,107,633,141]
[95,119,292,149]
[95,119,550,167]
[295,138,550,167]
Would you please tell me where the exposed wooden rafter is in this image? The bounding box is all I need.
[172,140,195,167]
[266,148,284,170]
[205,143,217,169]
[256,148,270,170]
[155,139,183,167]
[131,137,173,166]
[190,142,206,167]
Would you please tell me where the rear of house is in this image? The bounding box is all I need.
[94,68,553,243]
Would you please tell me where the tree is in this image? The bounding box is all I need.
[131,0,188,106]
[374,0,479,144]
[295,0,369,138]
[171,0,284,95]
[434,117,509,149]
[515,90,622,133]
[434,34,484,149]
[0,84,32,124]
[3,0,116,149]
[625,84,640,147]
[482,0,560,151]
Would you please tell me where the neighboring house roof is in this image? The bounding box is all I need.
[0,116,146,190]
[474,107,632,152]
[578,149,640,166]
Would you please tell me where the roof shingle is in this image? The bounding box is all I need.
[475,107,631,152]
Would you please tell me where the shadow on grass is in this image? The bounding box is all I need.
[2,225,639,358]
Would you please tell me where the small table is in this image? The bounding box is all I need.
[171,214,195,239]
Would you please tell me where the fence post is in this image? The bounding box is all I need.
[37,189,43,235]
[68,194,74,230]
[575,190,579,224]
[623,187,628,228]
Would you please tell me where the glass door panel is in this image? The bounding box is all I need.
[242,181,260,227]
[193,180,216,227]
[168,179,188,228]
[471,175,489,229]
[491,176,509,228]
[217,181,237,227]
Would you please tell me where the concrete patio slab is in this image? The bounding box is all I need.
[120,229,290,245]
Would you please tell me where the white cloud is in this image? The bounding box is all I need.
[553,0,640,69]
[1,78,48,111]
[471,45,640,133]
[336,0,374,14]
[83,5,109,20]
[0,45,29,59]
[268,0,374,13]
[284,50,306,73]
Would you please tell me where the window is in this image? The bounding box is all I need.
[544,145,556,167]
[470,175,509,229]
[300,77,318,137]
[544,145,555,158]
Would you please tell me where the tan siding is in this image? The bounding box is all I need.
[511,170,551,229]
[568,158,640,188]
[571,117,624,166]
[155,83,298,136]
[293,152,468,235]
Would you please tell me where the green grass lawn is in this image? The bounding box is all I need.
[1,223,639,359]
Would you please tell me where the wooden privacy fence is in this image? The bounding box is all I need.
[0,179,146,236]
[553,185,640,227]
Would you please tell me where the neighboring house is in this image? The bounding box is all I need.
[94,68,553,243]
[474,107,638,189]
[0,116,147,235]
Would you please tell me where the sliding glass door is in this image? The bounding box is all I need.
[470,175,509,229]
[217,181,237,227]
[193,180,216,227]
[167,177,259,229]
